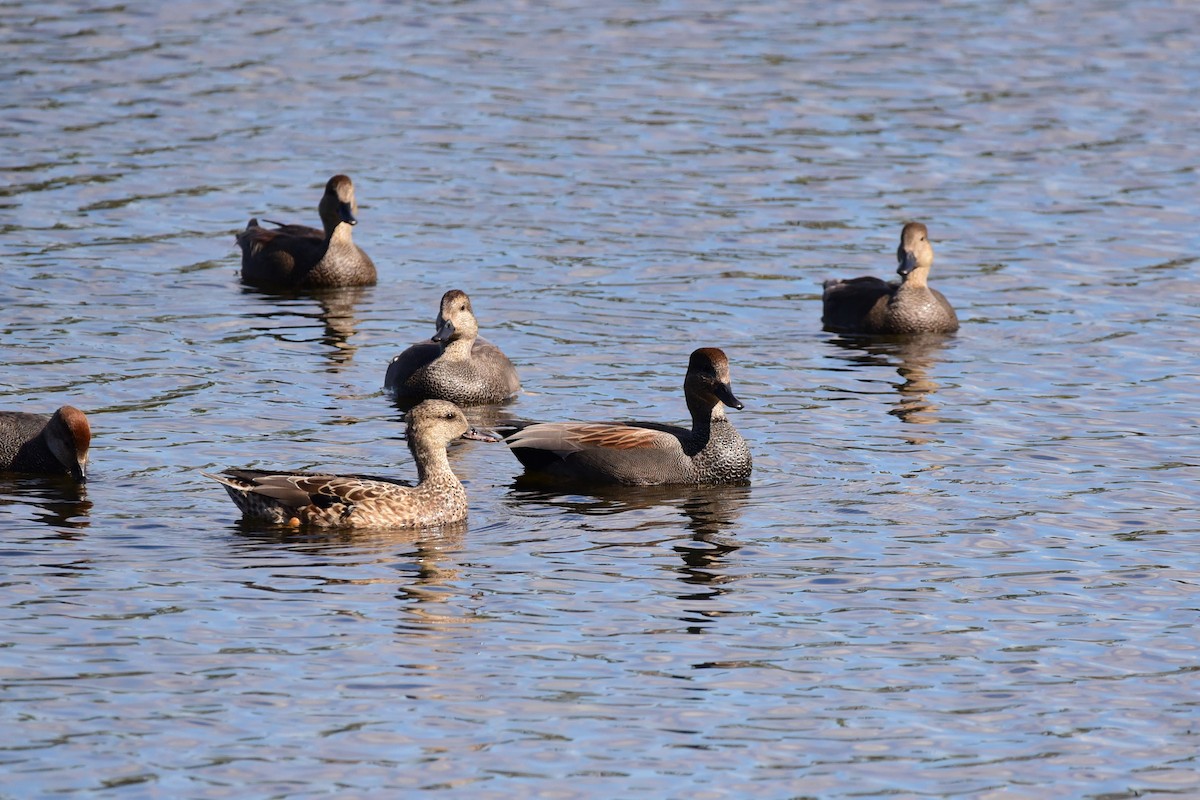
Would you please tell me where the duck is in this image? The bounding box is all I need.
[385,289,521,407]
[203,400,497,529]
[0,405,90,482]
[506,347,751,486]
[821,222,959,334]
[236,174,377,288]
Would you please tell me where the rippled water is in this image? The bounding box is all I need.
[3,0,1199,797]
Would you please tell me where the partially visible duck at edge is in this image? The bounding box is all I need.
[203,400,498,529]
[0,405,91,482]
[236,174,377,289]
[506,347,751,487]
[821,221,959,335]
[385,289,521,407]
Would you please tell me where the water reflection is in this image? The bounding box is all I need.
[674,528,741,589]
[228,517,466,555]
[509,480,742,525]
[825,333,954,430]
[509,484,748,639]
[0,476,91,533]
[241,285,369,372]
[230,517,464,578]
[509,481,746,566]
[227,520,478,633]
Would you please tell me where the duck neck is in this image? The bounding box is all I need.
[688,397,726,443]
[409,438,455,485]
[326,221,355,249]
[439,335,475,361]
[901,263,931,289]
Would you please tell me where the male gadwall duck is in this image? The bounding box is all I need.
[821,222,959,334]
[506,347,751,486]
[204,400,497,529]
[0,405,90,482]
[236,174,377,288]
[385,289,521,406]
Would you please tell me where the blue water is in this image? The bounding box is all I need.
[2,1,1198,797]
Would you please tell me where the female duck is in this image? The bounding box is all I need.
[822,222,958,334]
[0,405,90,482]
[506,347,751,486]
[385,289,520,406]
[204,400,497,529]
[236,174,377,288]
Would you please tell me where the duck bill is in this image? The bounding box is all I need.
[431,319,455,343]
[715,382,744,410]
[461,428,501,443]
[337,201,357,226]
[70,460,87,483]
[897,251,918,277]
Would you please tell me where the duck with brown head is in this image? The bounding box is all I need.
[385,289,521,407]
[203,400,498,529]
[236,174,377,289]
[506,348,751,486]
[821,222,959,334]
[0,406,91,482]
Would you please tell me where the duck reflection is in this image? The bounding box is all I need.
[229,516,466,548]
[508,480,744,527]
[242,285,368,372]
[825,333,953,428]
[0,476,91,533]
[311,286,368,370]
[664,487,748,636]
[506,480,747,585]
[227,519,467,619]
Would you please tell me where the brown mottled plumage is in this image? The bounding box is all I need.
[385,289,520,407]
[822,222,959,334]
[506,348,751,486]
[203,401,497,529]
[0,406,91,482]
[236,174,377,288]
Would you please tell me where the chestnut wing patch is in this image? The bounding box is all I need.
[508,422,677,456]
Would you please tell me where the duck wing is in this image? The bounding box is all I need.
[259,219,324,238]
[507,422,681,457]
[821,276,895,332]
[506,422,696,485]
[235,218,326,266]
[385,342,442,392]
[205,469,412,509]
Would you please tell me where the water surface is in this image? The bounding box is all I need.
[2,1,1198,797]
